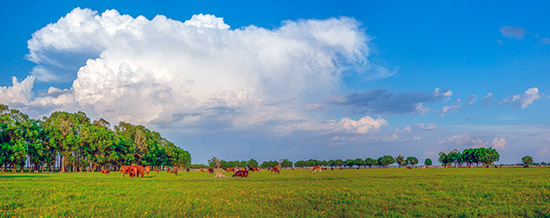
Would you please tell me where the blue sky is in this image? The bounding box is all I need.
[1,1,549,164]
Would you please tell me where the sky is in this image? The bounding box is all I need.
[0,0,549,164]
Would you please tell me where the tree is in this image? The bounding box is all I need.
[345,159,355,168]
[395,155,405,168]
[522,156,533,166]
[406,157,419,166]
[354,158,365,168]
[208,157,222,169]
[438,152,451,167]
[377,155,395,168]
[424,158,432,167]
[247,159,259,168]
[334,159,344,168]
[280,159,293,168]
[364,158,377,168]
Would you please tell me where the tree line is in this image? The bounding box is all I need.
[438,147,499,167]
[0,105,190,173]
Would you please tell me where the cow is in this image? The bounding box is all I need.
[101,169,110,175]
[186,168,190,172]
[156,169,160,173]
[311,166,321,172]
[290,167,295,171]
[252,167,260,172]
[232,170,249,178]
[331,167,334,170]
[224,167,235,172]
[406,166,412,169]
[208,168,214,173]
[270,165,281,173]
[144,166,150,177]
[167,167,171,173]
[215,172,226,178]
[200,169,205,172]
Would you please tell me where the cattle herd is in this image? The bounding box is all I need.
[107,165,334,178]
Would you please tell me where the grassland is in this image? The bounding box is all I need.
[1,167,549,217]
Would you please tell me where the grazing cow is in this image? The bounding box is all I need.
[331,168,334,170]
[467,166,471,168]
[101,169,110,175]
[215,172,226,178]
[311,166,321,172]
[250,167,260,172]
[270,166,281,173]
[200,169,205,172]
[144,166,150,176]
[524,165,529,168]
[207,168,214,173]
[340,167,344,170]
[291,167,295,171]
[167,167,171,173]
[232,170,249,178]
[156,169,160,173]
[224,167,235,172]
[170,166,179,176]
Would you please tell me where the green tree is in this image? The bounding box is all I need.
[395,155,405,167]
[208,156,222,169]
[424,158,432,167]
[345,159,355,168]
[280,159,293,168]
[522,156,533,166]
[364,158,377,168]
[354,158,365,168]
[378,155,395,168]
[247,159,259,168]
[406,156,419,166]
[334,159,344,168]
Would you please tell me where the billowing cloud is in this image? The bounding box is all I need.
[491,137,506,150]
[499,26,526,39]
[328,88,452,115]
[0,76,35,105]
[440,134,506,150]
[501,87,541,109]
[1,8,378,133]
[336,116,388,134]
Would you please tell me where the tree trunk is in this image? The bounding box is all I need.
[60,155,65,173]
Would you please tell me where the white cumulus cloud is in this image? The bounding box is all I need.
[1,8,378,132]
[501,87,541,109]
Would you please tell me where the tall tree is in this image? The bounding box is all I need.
[406,157,419,166]
[522,156,533,166]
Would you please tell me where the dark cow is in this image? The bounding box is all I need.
[270,165,281,173]
[232,170,249,178]
[208,168,214,173]
[101,169,110,175]
[186,168,190,172]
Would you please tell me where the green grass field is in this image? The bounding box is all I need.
[1,168,549,217]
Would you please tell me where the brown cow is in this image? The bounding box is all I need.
[200,169,205,172]
[207,168,214,173]
[250,167,260,172]
[144,166,150,176]
[167,167,171,173]
[224,167,235,172]
[156,169,160,173]
[232,170,249,178]
[311,166,321,172]
[101,169,110,175]
[186,168,190,172]
[270,165,281,173]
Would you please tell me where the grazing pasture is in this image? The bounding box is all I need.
[0,168,549,217]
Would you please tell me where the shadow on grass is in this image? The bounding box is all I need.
[0,174,52,179]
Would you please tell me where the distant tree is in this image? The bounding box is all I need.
[280,159,293,168]
[321,160,329,167]
[364,158,377,168]
[328,160,335,167]
[247,159,258,168]
[334,159,344,168]
[522,156,533,166]
[406,157,419,166]
[424,158,432,167]
[395,155,406,168]
[345,159,355,168]
[354,158,365,168]
[438,152,452,167]
[378,155,395,168]
[208,156,221,169]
